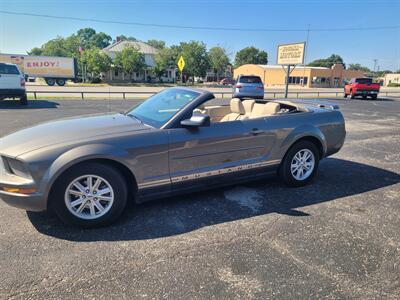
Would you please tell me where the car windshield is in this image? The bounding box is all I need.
[126,88,200,128]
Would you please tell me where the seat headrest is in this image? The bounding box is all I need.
[264,102,281,115]
[230,98,245,114]
[242,99,255,113]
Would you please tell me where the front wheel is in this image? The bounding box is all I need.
[51,162,128,228]
[279,140,320,187]
[371,95,378,100]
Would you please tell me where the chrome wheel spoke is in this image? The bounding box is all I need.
[93,200,105,212]
[76,201,87,213]
[97,195,112,202]
[70,198,84,207]
[97,187,111,196]
[73,182,86,193]
[92,178,101,191]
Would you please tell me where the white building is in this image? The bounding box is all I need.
[102,40,176,83]
[383,73,400,86]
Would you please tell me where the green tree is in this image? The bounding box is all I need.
[153,47,177,81]
[348,63,370,73]
[114,35,137,43]
[77,28,111,49]
[82,48,112,80]
[178,41,210,78]
[114,46,146,80]
[234,46,268,67]
[308,54,345,68]
[147,39,166,50]
[208,46,230,81]
[28,47,43,56]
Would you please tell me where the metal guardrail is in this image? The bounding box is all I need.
[26,90,400,100]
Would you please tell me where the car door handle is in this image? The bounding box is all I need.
[250,129,264,135]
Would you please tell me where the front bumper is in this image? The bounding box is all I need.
[0,190,46,211]
[0,160,47,211]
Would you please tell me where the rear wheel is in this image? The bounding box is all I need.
[371,95,377,100]
[350,90,355,99]
[45,78,56,86]
[51,162,128,228]
[362,95,367,99]
[56,79,66,86]
[279,140,320,187]
[19,95,28,105]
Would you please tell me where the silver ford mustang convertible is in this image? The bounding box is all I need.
[0,87,346,227]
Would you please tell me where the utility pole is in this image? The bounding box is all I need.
[302,24,310,87]
[373,59,378,73]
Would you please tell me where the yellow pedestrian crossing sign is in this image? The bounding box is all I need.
[177,56,185,72]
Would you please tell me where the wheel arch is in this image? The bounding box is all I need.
[46,153,138,210]
[280,125,327,160]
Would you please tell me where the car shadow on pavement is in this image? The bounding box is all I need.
[0,100,59,109]
[27,158,400,241]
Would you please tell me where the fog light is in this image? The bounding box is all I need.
[2,187,37,194]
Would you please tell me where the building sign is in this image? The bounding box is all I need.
[277,42,305,65]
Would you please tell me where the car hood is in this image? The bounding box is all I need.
[0,113,151,158]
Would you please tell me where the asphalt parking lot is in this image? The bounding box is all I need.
[0,97,399,299]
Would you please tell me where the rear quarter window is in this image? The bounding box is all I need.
[239,76,262,84]
[0,64,20,75]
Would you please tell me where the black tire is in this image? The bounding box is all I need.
[19,95,28,105]
[371,95,377,100]
[45,78,56,86]
[51,162,128,228]
[350,90,355,99]
[56,79,66,86]
[362,95,367,99]
[279,140,320,187]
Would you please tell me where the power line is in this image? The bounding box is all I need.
[1,10,400,32]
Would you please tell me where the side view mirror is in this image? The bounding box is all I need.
[181,113,210,127]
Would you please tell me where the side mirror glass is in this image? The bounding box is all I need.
[181,113,210,127]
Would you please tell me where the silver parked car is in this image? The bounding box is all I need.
[0,87,346,227]
[232,75,264,99]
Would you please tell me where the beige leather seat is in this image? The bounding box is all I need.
[220,98,246,122]
[242,99,255,118]
[250,102,281,118]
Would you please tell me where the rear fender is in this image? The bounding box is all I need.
[280,125,327,157]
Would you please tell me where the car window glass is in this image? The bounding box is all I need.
[355,78,372,84]
[0,64,20,75]
[127,88,200,128]
[239,76,262,84]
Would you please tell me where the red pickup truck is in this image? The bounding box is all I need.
[344,77,380,99]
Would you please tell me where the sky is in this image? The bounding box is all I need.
[0,0,399,71]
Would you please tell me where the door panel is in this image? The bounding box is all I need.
[168,119,277,186]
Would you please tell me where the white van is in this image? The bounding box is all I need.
[0,63,27,105]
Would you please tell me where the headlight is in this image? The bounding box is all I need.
[2,156,32,179]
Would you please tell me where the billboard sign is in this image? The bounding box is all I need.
[277,42,305,65]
